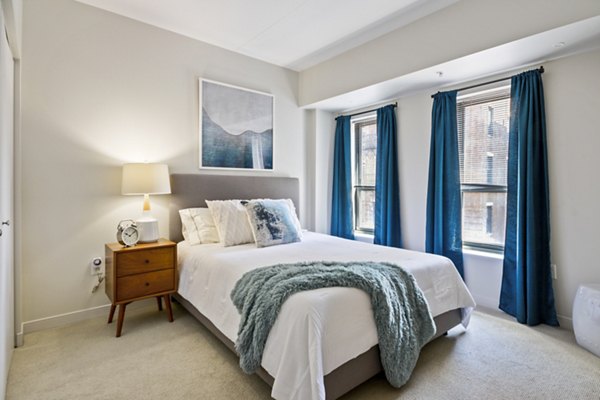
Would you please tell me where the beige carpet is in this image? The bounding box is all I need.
[7,304,600,400]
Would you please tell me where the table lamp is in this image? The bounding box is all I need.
[121,163,171,243]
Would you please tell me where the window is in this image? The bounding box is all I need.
[352,115,377,233]
[457,86,510,251]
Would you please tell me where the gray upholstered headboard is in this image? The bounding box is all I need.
[169,174,300,242]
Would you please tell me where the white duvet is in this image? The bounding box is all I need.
[177,232,475,400]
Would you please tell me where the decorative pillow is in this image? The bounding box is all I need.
[283,198,302,235]
[245,199,302,247]
[252,198,302,235]
[178,208,220,245]
[206,200,255,247]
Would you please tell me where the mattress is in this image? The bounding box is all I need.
[177,232,476,400]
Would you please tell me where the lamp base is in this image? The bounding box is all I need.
[136,214,159,243]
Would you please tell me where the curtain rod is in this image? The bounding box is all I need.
[335,102,397,120]
[430,66,544,98]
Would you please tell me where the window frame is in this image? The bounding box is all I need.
[457,89,510,254]
[352,116,377,235]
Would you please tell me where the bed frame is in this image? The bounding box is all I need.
[169,173,463,400]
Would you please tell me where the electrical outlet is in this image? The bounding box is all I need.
[551,264,557,280]
[90,257,102,276]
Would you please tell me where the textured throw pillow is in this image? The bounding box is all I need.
[251,198,302,235]
[245,199,302,247]
[206,200,255,247]
[178,208,220,245]
[283,198,302,235]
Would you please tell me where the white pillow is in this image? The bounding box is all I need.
[178,208,220,245]
[206,200,255,247]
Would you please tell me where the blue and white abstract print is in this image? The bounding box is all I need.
[200,79,273,170]
[245,200,301,247]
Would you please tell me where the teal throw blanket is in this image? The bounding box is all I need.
[230,261,436,387]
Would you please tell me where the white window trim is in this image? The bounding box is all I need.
[354,231,374,243]
[463,247,504,260]
[350,112,377,235]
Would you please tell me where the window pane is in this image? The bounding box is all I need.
[356,188,375,231]
[459,96,510,186]
[358,122,377,186]
[458,87,510,250]
[462,191,506,247]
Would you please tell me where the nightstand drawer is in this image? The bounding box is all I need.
[116,247,174,277]
[116,269,175,301]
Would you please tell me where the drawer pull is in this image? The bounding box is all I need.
[145,259,150,264]
[145,282,150,287]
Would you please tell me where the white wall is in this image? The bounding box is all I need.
[0,4,15,398]
[0,0,22,57]
[305,109,334,234]
[304,110,316,230]
[396,94,431,252]
[313,49,600,326]
[299,0,600,106]
[19,0,305,327]
[544,50,600,326]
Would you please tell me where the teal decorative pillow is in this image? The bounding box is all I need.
[245,199,302,247]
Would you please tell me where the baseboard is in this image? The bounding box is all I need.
[557,314,573,330]
[15,329,23,347]
[21,299,154,337]
[476,305,573,331]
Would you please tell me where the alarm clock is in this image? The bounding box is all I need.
[116,219,140,247]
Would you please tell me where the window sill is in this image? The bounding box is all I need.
[463,248,504,260]
[354,232,374,244]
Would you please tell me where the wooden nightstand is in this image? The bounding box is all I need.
[105,239,177,337]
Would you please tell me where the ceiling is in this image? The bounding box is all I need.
[75,0,458,71]
[75,0,600,112]
[310,15,600,111]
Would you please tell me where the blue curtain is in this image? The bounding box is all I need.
[374,105,402,247]
[425,91,464,278]
[500,70,558,326]
[330,115,354,239]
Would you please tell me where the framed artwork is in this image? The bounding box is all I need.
[199,79,273,170]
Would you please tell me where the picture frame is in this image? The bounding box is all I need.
[199,78,273,170]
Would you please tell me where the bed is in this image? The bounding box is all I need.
[169,173,476,400]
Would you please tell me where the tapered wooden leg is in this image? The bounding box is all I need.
[116,303,128,337]
[108,304,116,324]
[156,296,163,311]
[164,295,174,322]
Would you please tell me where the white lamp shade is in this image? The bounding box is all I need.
[121,163,171,195]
